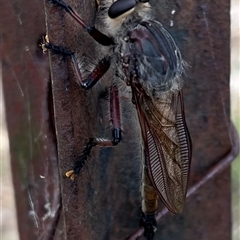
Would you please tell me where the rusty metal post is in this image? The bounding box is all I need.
[1,0,62,239]
[2,0,238,240]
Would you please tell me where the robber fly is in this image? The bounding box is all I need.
[42,0,192,239]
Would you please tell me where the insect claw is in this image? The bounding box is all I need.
[65,170,75,179]
[66,171,78,180]
[39,35,50,53]
[70,174,77,181]
[65,156,86,180]
[140,212,157,240]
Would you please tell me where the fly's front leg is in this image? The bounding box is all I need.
[66,85,122,180]
[49,0,114,46]
[41,35,111,90]
[140,167,158,240]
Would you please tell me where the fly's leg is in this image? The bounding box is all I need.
[41,37,119,178]
[65,138,97,180]
[66,85,122,180]
[49,0,114,46]
[41,35,111,89]
[110,85,122,145]
[140,167,158,240]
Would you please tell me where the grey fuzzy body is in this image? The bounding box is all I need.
[96,1,185,98]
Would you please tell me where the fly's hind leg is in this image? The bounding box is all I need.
[66,85,122,180]
[140,167,158,240]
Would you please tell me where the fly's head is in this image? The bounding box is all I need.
[96,1,153,86]
[98,0,152,37]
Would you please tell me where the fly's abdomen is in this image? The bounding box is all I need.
[140,166,158,238]
[141,167,158,214]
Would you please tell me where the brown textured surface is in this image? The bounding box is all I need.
[1,0,62,239]
[2,0,238,239]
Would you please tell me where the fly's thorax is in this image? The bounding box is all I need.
[134,54,184,97]
[126,20,186,97]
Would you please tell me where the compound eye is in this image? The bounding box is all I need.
[108,0,136,19]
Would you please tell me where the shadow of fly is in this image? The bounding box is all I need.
[41,0,192,239]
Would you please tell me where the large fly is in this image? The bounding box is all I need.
[42,0,192,239]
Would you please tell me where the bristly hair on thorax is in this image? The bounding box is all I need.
[97,0,152,37]
[95,0,188,96]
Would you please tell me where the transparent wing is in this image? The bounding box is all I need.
[133,85,191,214]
